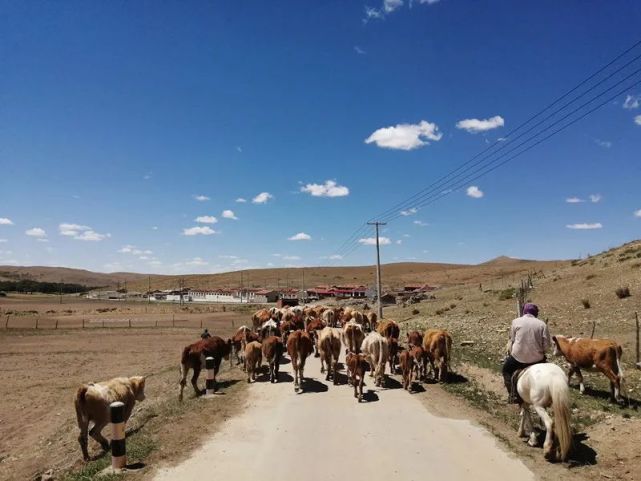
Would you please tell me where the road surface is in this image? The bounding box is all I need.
[153,353,534,481]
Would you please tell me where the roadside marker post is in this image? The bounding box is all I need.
[204,356,216,396]
[110,401,127,471]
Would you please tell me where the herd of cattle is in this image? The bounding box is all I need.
[73,303,630,463]
[178,305,453,402]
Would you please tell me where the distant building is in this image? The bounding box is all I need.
[306,285,369,299]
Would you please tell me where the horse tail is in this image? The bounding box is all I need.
[551,376,573,461]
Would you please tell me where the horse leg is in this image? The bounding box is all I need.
[77,418,90,461]
[518,406,528,438]
[179,364,189,401]
[534,405,556,461]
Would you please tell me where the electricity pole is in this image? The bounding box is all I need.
[367,221,386,320]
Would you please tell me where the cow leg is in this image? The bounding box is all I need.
[293,357,299,391]
[358,377,363,402]
[597,364,622,402]
[89,421,110,453]
[191,365,202,396]
[533,405,555,460]
[574,367,585,394]
[332,359,338,385]
[77,419,90,461]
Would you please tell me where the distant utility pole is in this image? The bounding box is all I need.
[240,271,244,303]
[301,268,305,304]
[148,276,151,304]
[367,221,386,320]
[59,277,63,305]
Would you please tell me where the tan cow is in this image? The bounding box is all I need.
[407,330,423,348]
[342,321,365,354]
[399,349,414,391]
[244,341,262,383]
[345,352,369,402]
[552,335,625,403]
[423,329,452,382]
[74,376,146,461]
[366,311,378,332]
[321,308,336,327]
[318,327,342,384]
[252,308,272,331]
[361,332,389,387]
[286,330,315,392]
[409,345,427,382]
[262,336,284,383]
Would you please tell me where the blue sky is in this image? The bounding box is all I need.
[1,0,640,274]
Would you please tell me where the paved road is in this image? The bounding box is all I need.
[153,353,534,481]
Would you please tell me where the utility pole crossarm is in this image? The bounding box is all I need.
[367,221,387,320]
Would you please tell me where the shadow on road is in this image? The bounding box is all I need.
[447,372,469,384]
[410,383,426,393]
[362,390,379,402]
[383,377,402,390]
[299,378,329,394]
[568,432,598,467]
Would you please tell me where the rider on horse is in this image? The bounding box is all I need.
[502,303,551,404]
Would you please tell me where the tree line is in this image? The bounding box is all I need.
[0,280,94,294]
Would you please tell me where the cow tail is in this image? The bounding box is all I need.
[616,346,624,380]
[75,385,89,427]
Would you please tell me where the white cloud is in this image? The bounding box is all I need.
[152,226,159,230]
[566,223,603,230]
[222,210,238,220]
[634,209,641,218]
[194,194,210,202]
[58,223,110,241]
[359,236,391,246]
[363,6,383,22]
[252,192,273,204]
[466,185,484,198]
[0,218,14,225]
[148,260,162,266]
[235,198,247,203]
[419,0,440,3]
[396,239,402,245]
[75,230,110,241]
[195,216,218,224]
[365,120,442,150]
[118,245,153,256]
[288,232,312,241]
[0,239,7,243]
[300,180,350,197]
[400,207,417,216]
[26,227,47,238]
[635,115,641,126]
[589,194,602,203]
[456,116,505,134]
[354,46,366,55]
[327,254,343,260]
[236,146,242,152]
[566,197,584,203]
[384,0,403,12]
[623,94,640,110]
[183,226,216,236]
[413,220,428,226]
[186,257,208,266]
[219,255,239,259]
[283,255,301,260]
[594,139,612,148]
[402,234,410,238]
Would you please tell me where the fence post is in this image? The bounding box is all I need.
[155,320,158,328]
[110,401,127,470]
[128,319,131,328]
[35,318,39,329]
[102,320,105,328]
[590,321,596,339]
[200,319,203,329]
[5,315,9,329]
[205,357,216,395]
[55,319,59,329]
[82,319,85,329]
[172,314,175,327]
[634,311,641,369]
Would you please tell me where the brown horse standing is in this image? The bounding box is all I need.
[179,336,232,400]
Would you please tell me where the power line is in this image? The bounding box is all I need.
[338,75,641,259]
[332,38,641,259]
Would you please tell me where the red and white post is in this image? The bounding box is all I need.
[110,401,126,470]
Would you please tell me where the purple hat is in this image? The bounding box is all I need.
[523,303,539,317]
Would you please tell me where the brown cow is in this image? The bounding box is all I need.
[306,318,327,357]
[361,332,388,387]
[179,336,232,400]
[407,330,423,348]
[409,345,426,382]
[377,319,400,339]
[366,311,378,332]
[244,341,262,383]
[345,352,369,402]
[262,335,284,383]
[232,326,258,368]
[75,376,145,461]
[343,321,365,354]
[399,349,414,391]
[423,329,452,382]
[286,330,315,392]
[552,335,625,403]
[318,327,342,384]
[252,308,272,331]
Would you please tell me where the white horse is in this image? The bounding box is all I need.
[516,363,573,462]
